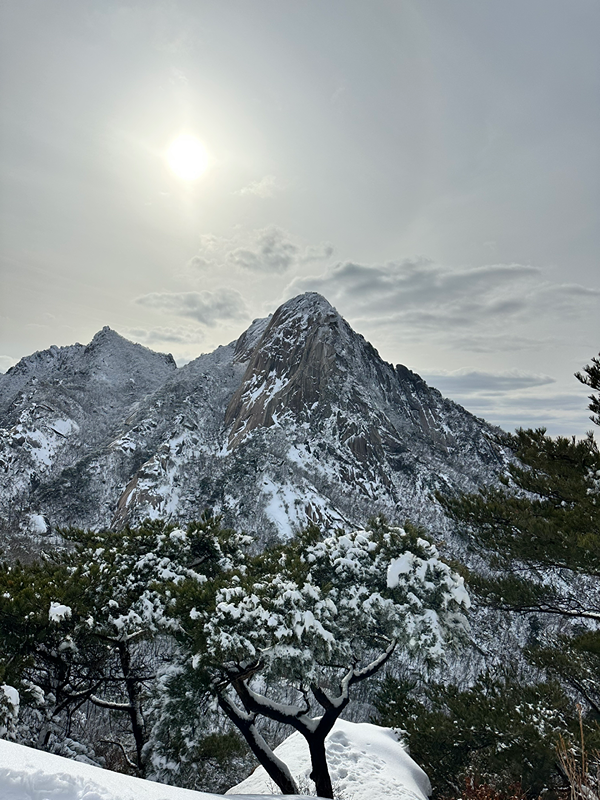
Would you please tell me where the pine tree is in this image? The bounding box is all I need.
[576,351,600,426]
[437,352,600,713]
[171,518,470,798]
[0,514,240,774]
[375,670,572,796]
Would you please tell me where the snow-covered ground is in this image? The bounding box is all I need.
[0,738,311,800]
[0,720,430,800]
[228,719,431,800]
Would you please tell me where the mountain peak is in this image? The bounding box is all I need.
[272,292,339,327]
[0,292,503,545]
[87,325,126,348]
[224,293,360,446]
[85,327,176,367]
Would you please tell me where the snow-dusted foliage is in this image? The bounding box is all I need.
[169,518,469,797]
[202,520,469,680]
[0,513,469,795]
[52,515,245,640]
[0,515,247,776]
[0,684,20,739]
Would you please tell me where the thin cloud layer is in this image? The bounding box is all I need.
[417,367,592,436]
[444,390,594,437]
[134,288,247,327]
[421,368,556,395]
[229,227,301,273]
[287,259,599,348]
[125,326,204,346]
[235,175,280,198]
[188,227,334,275]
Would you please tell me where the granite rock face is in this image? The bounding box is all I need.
[0,293,506,548]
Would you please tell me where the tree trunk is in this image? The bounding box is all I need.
[117,642,146,776]
[217,693,299,795]
[308,734,334,798]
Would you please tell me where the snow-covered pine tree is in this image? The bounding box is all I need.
[171,518,470,798]
[0,514,245,775]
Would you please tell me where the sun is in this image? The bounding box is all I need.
[166,135,209,181]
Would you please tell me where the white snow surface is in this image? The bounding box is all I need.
[48,601,72,622]
[1,685,20,710]
[0,739,314,800]
[227,719,431,800]
[28,514,48,534]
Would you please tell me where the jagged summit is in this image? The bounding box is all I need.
[260,292,347,353]
[86,325,121,349]
[225,293,365,447]
[0,294,505,547]
[273,291,338,319]
[85,325,176,366]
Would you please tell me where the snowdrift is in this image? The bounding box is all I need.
[0,720,430,799]
[227,719,431,799]
[0,738,314,800]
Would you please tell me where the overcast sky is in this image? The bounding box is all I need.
[1,0,598,435]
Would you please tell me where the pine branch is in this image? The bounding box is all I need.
[89,694,132,711]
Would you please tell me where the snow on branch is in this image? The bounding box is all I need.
[89,695,132,712]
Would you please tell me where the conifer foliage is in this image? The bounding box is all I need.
[438,354,600,715]
[375,670,572,796]
[0,516,469,796]
[416,352,600,793]
[576,351,600,427]
[0,514,244,776]
[172,518,470,797]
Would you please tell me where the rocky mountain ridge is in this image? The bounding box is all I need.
[0,293,506,549]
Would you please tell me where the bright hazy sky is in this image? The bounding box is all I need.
[1,0,598,435]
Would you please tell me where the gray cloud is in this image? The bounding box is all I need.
[125,326,204,346]
[420,369,591,436]
[228,227,300,273]
[187,256,213,271]
[421,368,556,395]
[287,259,599,345]
[432,333,551,354]
[134,288,247,327]
[187,228,334,276]
[303,242,335,262]
[447,391,594,437]
[290,259,540,320]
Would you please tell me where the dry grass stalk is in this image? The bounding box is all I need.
[556,705,599,800]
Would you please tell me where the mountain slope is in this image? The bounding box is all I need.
[0,293,505,547]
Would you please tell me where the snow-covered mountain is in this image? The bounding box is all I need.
[0,293,505,548]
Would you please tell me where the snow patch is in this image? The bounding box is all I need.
[29,514,48,534]
[227,719,431,800]
[0,685,20,738]
[49,418,78,436]
[261,477,349,538]
[49,602,72,622]
[0,738,311,800]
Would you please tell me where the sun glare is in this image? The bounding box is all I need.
[166,135,209,181]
